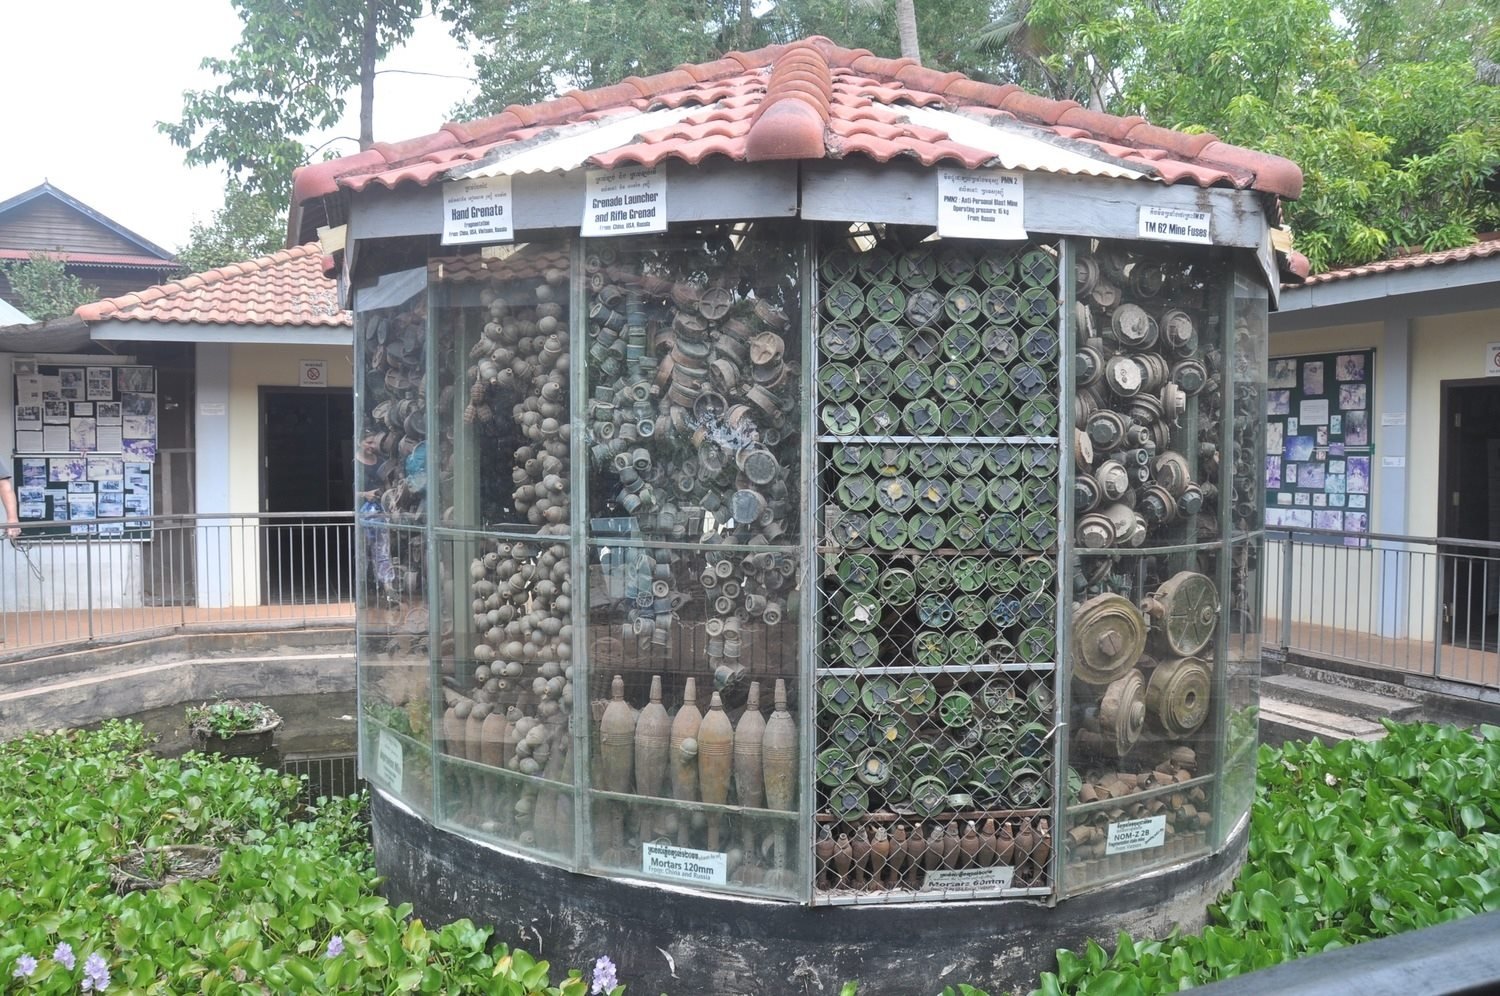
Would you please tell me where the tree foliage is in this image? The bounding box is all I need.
[454,0,998,113]
[176,182,289,274]
[995,0,1500,271]
[0,253,98,322]
[159,0,433,205]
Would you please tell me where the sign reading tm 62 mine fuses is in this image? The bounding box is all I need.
[583,166,667,237]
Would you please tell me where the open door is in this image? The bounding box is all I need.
[260,387,354,604]
[1439,379,1500,649]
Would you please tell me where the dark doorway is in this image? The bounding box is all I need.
[1438,379,1500,648]
[260,388,354,604]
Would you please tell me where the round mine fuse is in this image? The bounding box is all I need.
[835,474,877,511]
[944,401,981,435]
[878,566,917,605]
[1011,362,1048,398]
[836,629,881,668]
[857,245,897,282]
[865,283,907,323]
[871,442,907,477]
[819,675,860,715]
[820,320,861,360]
[867,511,909,550]
[953,593,988,629]
[913,629,948,667]
[914,477,951,514]
[905,286,946,327]
[934,361,968,400]
[896,677,937,721]
[944,284,983,323]
[948,445,985,478]
[901,398,942,435]
[1020,287,1058,326]
[862,398,902,435]
[822,281,865,321]
[982,324,1020,363]
[977,248,1016,284]
[950,555,987,592]
[987,593,1022,628]
[979,399,1016,436]
[816,745,856,787]
[896,246,938,288]
[943,323,983,362]
[835,553,879,592]
[818,362,857,402]
[893,358,933,400]
[949,514,985,550]
[938,244,978,284]
[907,326,942,364]
[908,513,947,551]
[984,443,1023,476]
[875,476,916,514]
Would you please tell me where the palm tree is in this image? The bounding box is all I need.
[896,0,922,63]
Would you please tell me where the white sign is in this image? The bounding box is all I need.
[375,731,404,787]
[299,360,327,388]
[1298,398,1329,426]
[1381,455,1406,468]
[923,864,1016,891]
[641,840,726,885]
[1138,206,1213,244]
[199,402,226,416]
[1106,815,1167,855]
[583,166,667,237]
[442,175,514,245]
[1487,342,1500,376]
[1380,412,1406,427]
[936,169,1027,240]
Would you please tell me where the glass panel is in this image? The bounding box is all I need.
[1217,537,1262,845]
[1071,239,1233,551]
[422,243,578,861]
[1231,273,1268,540]
[430,246,574,529]
[1063,548,1221,891]
[356,520,434,816]
[432,526,577,862]
[813,230,1062,903]
[582,223,803,541]
[357,267,430,531]
[580,223,806,899]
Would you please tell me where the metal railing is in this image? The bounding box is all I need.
[0,511,356,654]
[1266,526,1500,691]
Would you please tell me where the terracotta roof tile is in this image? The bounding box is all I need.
[1299,239,1500,285]
[74,243,348,328]
[290,34,1303,242]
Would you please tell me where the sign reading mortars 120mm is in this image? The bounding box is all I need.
[642,840,727,885]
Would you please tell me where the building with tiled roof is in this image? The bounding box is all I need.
[0,244,356,614]
[289,35,1302,289]
[0,181,177,303]
[1271,236,1500,562]
[76,243,348,336]
[307,35,1314,996]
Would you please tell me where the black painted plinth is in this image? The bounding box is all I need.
[373,791,1246,996]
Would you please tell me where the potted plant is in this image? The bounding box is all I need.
[185,700,282,757]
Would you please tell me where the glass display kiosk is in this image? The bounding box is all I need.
[354,221,1266,905]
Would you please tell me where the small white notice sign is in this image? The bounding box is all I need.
[936,169,1026,240]
[1380,412,1406,427]
[1139,206,1212,245]
[1299,398,1330,426]
[583,166,667,236]
[442,175,514,245]
[1382,455,1406,468]
[642,840,726,885]
[923,864,1016,891]
[1106,815,1167,855]
[375,731,404,788]
[1487,342,1500,376]
[299,359,327,388]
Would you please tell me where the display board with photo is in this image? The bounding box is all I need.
[9,359,155,538]
[1264,349,1374,545]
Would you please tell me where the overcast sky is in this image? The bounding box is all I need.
[0,1,475,252]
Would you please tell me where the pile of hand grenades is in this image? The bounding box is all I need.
[814,236,1064,896]
[439,250,577,846]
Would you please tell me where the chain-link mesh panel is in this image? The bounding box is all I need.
[814,229,1061,902]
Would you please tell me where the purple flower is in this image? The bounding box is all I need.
[53,943,76,971]
[325,936,345,958]
[81,953,110,992]
[13,954,37,979]
[591,955,618,995]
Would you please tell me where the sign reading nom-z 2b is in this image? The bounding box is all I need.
[1106,815,1167,855]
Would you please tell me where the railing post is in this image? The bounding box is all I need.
[85,529,95,641]
[1279,530,1294,653]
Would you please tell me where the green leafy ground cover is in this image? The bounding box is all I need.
[1035,721,1500,995]
[4,721,1496,993]
[0,722,618,994]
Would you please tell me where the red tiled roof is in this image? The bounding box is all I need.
[1300,239,1500,286]
[291,36,1301,238]
[75,244,348,327]
[0,249,177,268]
